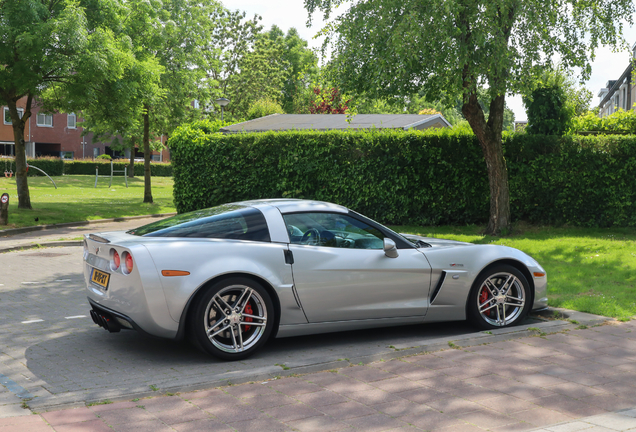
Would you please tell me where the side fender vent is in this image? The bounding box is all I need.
[430,271,446,304]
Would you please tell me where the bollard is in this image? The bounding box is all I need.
[0,193,8,225]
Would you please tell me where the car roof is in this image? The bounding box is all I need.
[238,199,349,214]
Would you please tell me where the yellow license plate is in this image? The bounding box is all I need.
[91,268,110,289]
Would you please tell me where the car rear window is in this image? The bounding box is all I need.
[127,204,270,242]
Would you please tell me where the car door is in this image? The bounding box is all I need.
[283,212,432,323]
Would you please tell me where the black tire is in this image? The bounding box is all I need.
[467,265,532,330]
[189,277,275,361]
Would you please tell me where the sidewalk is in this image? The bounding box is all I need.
[0,214,174,252]
[1,320,635,432]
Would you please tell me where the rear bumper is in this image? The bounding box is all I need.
[88,298,156,338]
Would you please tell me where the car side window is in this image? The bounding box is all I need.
[283,212,384,249]
[137,207,271,242]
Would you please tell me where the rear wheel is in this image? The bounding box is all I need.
[190,277,274,361]
[467,265,531,329]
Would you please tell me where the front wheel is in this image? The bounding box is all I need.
[467,265,532,329]
[190,277,274,361]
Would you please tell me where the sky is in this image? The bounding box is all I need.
[224,0,636,121]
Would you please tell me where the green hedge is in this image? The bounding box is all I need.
[506,134,636,227]
[2,157,64,177]
[2,158,172,177]
[169,122,636,227]
[63,160,173,176]
[169,125,489,225]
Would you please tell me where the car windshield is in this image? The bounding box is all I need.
[127,204,270,242]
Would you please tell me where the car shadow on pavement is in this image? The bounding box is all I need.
[21,317,533,399]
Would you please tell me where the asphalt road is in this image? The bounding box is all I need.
[0,245,589,414]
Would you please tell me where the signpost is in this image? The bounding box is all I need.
[0,193,8,225]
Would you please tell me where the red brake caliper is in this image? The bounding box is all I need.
[479,287,491,316]
[244,302,253,331]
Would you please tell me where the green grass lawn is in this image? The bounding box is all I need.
[392,223,636,321]
[0,175,175,228]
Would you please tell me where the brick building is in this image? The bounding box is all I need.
[0,98,27,157]
[1,99,170,161]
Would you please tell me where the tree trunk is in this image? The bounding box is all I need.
[8,99,32,210]
[143,106,153,203]
[128,139,135,178]
[462,92,511,235]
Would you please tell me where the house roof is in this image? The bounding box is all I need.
[220,114,451,133]
[599,64,632,108]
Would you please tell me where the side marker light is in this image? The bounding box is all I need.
[533,272,546,278]
[161,270,191,277]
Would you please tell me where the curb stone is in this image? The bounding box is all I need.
[0,213,176,237]
[0,240,83,253]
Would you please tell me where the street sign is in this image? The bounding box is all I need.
[0,193,8,225]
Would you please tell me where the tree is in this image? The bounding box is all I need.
[309,87,351,113]
[0,0,129,209]
[224,35,289,118]
[207,10,263,117]
[523,67,592,136]
[305,0,634,234]
[247,98,284,120]
[82,0,221,202]
[263,26,319,113]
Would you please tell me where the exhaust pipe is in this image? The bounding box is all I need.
[90,309,121,333]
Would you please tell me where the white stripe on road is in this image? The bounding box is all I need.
[55,279,72,282]
[64,315,87,320]
[21,319,44,324]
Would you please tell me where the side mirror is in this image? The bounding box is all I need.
[383,238,398,258]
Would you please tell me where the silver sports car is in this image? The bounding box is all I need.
[84,199,547,360]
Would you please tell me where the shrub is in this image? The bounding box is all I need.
[169,125,488,225]
[2,157,64,177]
[505,133,636,227]
[96,154,112,160]
[570,109,636,135]
[64,160,173,176]
[170,122,636,228]
[246,99,284,120]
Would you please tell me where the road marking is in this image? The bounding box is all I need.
[65,315,87,319]
[21,319,44,324]
[0,284,4,286]
[55,279,72,282]
[0,374,33,399]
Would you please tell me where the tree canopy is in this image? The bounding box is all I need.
[305,0,635,233]
[523,67,593,136]
[82,0,223,202]
[0,0,130,209]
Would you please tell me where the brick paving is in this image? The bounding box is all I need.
[0,321,635,431]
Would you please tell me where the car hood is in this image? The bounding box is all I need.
[399,233,474,249]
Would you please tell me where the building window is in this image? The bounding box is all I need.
[3,107,24,125]
[67,113,77,129]
[37,113,53,127]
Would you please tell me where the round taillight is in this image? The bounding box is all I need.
[123,252,133,274]
[111,249,120,271]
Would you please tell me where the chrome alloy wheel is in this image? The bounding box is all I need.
[203,285,268,353]
[476,272,526,327]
